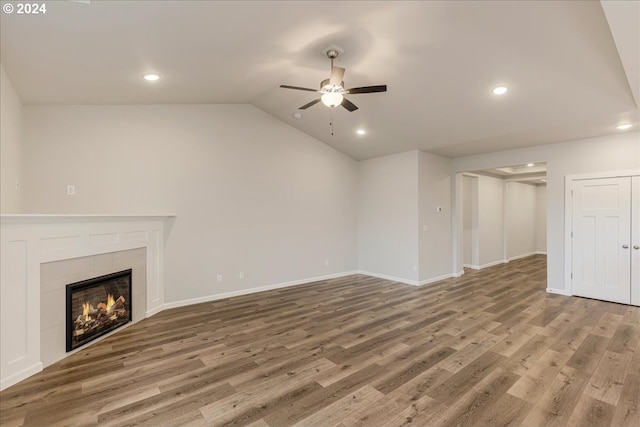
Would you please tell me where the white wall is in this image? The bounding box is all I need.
[22,105,359,303]
[505,181,537,260]
[418,151,452,282]
[0,64,23,213]
[453,131,640,292]
[536,185,547,253]
[357,151,419,283]
[477,175,505,267]
[462,175,474,266]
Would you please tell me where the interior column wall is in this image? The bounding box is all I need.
[462,175,474,266]
[505,181,537,260]
[536,185,547,253]
[418,151,453,283]
[0,64,24,213]
[357,151,419,283]
[477,175,505,268]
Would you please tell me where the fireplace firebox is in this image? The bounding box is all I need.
[66,269,132,352]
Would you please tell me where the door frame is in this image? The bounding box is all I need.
[564,169,640,297]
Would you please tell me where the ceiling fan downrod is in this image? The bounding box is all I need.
[326,49,339,70]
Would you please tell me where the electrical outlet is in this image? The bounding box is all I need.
[324,260,329,267]
[239,272,245,279]
[423,225,428,232]
[67,185,76,196]
[216,274,222,283]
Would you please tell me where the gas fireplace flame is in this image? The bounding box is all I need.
[106,294,115,313]
[77,294,126,327]
[82,302,91,321]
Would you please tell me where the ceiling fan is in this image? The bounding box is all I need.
[280,47,387,112]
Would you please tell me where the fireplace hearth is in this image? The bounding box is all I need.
[66,269,132,352]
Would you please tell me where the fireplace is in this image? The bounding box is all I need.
[66,269,132,352]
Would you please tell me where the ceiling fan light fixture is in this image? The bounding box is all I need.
[321,92,344,108]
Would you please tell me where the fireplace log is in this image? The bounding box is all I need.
[113,296,125,310]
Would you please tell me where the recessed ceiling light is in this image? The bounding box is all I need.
[356,129,366,135]
[293,112,303,119]
[492,86,508,95]
[616,123,633,130]
[527,163,534,167]
[142,73,160,81]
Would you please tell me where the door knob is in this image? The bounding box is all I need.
[622,244,629,249]
[634,245,640,250]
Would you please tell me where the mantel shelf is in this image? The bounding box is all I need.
[1,214,176,218]
[1,214,176,224]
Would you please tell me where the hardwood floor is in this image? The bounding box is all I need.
[1,255,639,426]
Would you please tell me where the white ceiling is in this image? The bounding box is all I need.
[476,163,547,185]
[1,0,638,160]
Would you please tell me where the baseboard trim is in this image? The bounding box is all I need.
[0,362,43,391]
[356,271,418,286]
[535,251,547,255]
[482,259,508,269]
[507,252,538,262]
[159,271,359,311]
[465,253,545,272]
[418,273,454,286]
[466,260,507,270]
[453,270,465,278]
[546,287,571,296]
[145,305,165,317]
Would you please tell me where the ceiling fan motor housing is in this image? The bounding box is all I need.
[321,79,344,91]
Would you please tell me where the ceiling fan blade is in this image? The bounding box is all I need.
[341,98,358,112]
[330,67,345,86]
[280,85,318,92]
[299,99,321,110]
[345,85,387,94]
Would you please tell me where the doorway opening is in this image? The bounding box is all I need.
[456,163,547,278]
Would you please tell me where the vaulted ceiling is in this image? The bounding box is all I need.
[1,1,638,160]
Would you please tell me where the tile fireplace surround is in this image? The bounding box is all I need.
[0,214,174,390]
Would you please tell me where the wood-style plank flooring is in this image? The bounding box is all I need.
[1,255,639,426]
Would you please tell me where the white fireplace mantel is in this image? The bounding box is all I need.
[0,214,175,390]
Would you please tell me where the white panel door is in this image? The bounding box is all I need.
[632,176,640,306]
[572,177,631,304]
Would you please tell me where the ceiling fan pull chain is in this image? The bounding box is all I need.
[330,110,334,136]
